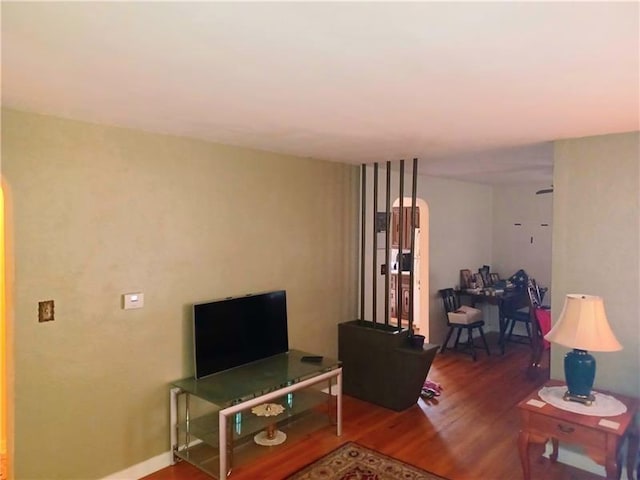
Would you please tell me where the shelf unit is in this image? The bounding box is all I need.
[170,350,342,479]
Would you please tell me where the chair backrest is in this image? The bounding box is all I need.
[438,288,460,314]
[527,278,542,308]
[530,278,542,302]
[527,283,541,337]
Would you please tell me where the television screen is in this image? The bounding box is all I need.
[193,290,289,379]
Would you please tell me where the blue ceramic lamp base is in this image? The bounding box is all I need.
[563,349,596,406]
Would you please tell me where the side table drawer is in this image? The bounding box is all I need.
[528,412,605,449]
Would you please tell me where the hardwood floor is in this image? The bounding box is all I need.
[144,335,604,480]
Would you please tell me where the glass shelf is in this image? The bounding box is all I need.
[174,409,332,478]
[170,349,342,479]
[176,388,331,447]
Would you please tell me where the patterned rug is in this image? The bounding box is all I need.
[286,442,447,480]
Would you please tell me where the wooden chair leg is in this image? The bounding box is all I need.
[440,326,455,353]
[507,318,516,341]
[454,328,463,348]
[479,327,490,356]
[530,335,544,368]
[467,328,477,361]
[527,326,546,379]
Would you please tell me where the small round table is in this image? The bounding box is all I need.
[251,403,286,446]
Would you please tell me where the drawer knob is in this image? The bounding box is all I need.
[557,424,575,434]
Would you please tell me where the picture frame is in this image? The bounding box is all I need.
[490,273,500,285]
[460,269,472,289]
[473,273,485,289]
[479,266,490,288]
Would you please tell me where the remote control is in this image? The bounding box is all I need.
[301,355,323,363]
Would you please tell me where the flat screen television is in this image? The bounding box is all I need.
[193,290,289,379]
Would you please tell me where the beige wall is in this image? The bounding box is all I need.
[1,109,360,479]
[492,183,554,297]
[552,131,639,397]
[418,175,495,339]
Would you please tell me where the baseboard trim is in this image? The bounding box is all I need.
[101,451,171,480]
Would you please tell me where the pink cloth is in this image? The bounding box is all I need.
[535,307,551,349]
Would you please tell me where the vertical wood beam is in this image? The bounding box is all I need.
[397,160,404,331]
[360,164,366,322]
[372,163,378,325]
[408,158,418,335]
[384,162,391,327]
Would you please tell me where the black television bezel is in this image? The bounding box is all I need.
[192,290,289,379]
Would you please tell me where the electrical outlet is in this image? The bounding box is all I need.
[38,300,55,322]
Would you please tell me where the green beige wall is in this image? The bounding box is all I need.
[551,131,639,397]
[2,109,360,479]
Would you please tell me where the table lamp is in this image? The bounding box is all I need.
[544,294,622,405]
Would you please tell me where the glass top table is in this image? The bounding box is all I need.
[170,349,343,479]
[171,349,341,408]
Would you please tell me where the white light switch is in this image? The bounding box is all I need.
[123,292,144,310]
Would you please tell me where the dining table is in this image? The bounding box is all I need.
[456,288,530,355]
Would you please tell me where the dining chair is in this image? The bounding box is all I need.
[504,307,532,345]
[438,288,490,361]
[526,283,551,378]
[529,277,545,305]
[503,279,538,345]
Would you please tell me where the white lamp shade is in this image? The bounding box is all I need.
[544,294,622,352]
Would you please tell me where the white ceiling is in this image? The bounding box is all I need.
[2,2,638,185]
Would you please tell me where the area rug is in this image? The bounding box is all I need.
[286,442,447,480]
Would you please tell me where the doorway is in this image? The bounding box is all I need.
[389,197,429,341]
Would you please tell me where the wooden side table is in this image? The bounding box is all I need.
[517,380,639,480]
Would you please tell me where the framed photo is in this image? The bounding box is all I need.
[473,273,485,289]
[478,267,490,287]
[490,273,500,285]
[460,269,472,289]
